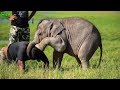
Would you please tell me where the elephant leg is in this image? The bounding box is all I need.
[75,57,82,68]
[78,34,99,69]
[53,50,64,69]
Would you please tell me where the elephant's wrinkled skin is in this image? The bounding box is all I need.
[27,17,102,69]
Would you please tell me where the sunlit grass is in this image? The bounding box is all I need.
[0,11,120,79]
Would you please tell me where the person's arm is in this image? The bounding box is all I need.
[28,11,36,21]
[7,14,17,21]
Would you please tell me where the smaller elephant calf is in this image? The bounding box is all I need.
[0,41,49,72]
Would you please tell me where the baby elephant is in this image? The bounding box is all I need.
[27,17,102,69]
[0,41,49,72]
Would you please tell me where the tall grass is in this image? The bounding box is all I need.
[0,11,120,79]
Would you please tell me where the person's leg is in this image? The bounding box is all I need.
[19,27,30,42]
[0,47,8,63]
[16,42,28,73]
[17,59,25,74]
[9,25,19,45]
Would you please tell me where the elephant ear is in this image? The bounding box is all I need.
[50,21,65,37]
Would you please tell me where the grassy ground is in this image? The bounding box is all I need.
[0,11,120,79]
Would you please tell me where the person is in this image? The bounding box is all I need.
[0,41,49,73]
[7,11,36,44]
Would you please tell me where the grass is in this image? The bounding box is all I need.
[0,11,120,79]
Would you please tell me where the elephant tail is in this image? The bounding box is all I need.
[97,41,102,68]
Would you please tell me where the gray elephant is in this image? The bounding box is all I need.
[27,17,102,69]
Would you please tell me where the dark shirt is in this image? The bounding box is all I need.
[11,11,29,28]
[7,41,46,62]
[7,41,29,62]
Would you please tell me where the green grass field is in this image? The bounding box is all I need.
[0,11,120,79]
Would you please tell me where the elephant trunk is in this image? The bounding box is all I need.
[27,31,40,58]
[27,41,37,58]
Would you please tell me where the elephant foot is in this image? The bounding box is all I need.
[81,60,90,70]
[44,64,49,70]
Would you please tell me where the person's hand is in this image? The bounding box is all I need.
[8,14,17,20]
